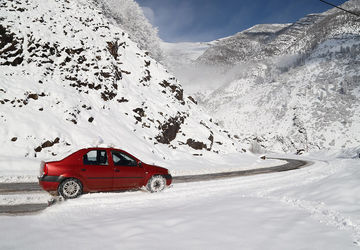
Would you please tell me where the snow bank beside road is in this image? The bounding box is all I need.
[0,153,284,183]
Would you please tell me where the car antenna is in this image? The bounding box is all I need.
[319,0,360,17]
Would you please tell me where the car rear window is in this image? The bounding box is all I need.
[83,150,108,165]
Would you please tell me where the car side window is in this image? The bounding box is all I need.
[83,150,108,166]
[111,151,137,167]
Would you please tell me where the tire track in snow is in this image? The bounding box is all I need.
[245,190,360,247]
[278,196,360,246]
[242,159,360,248]
[0,203,48,215]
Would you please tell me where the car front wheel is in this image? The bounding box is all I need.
[146,175,166,193]
[58,178,83,199]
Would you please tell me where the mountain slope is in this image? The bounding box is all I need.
[201,1,360,152]
[163,0,360,152]
[0,0,240,164]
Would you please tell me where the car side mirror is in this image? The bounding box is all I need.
[138,161,142,168]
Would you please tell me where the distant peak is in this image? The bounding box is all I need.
[244,23,292,34]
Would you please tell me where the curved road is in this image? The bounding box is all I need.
[0,157,312,215]
[173,158,311,183]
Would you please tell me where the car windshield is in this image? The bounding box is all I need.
[111,151,137,166]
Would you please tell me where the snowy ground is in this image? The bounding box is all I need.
[0,151,359,249]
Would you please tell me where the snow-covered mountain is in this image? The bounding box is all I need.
[196,0,360,65]
[163,0,360,153]
[0,0,241,164]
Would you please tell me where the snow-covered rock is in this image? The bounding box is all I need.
[0,0,241,165]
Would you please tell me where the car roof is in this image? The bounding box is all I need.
[84,147,118,150]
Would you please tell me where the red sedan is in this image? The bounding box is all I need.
[38,148,172,199]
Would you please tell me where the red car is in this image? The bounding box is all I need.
[38,148,172,199]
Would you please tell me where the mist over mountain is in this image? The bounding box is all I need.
[163,0,360,152]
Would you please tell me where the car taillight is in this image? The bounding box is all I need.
[39,161,48,177]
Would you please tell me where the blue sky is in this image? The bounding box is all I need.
[136,0,349,42]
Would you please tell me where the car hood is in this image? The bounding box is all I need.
[145,164,168,174]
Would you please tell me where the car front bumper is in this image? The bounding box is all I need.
[163,174,172,186]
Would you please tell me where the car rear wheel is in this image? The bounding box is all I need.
[58,178,82,199]
[146,175,166,193]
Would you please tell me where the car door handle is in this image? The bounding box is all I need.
[114,169,120,172]
[81,168,86,171]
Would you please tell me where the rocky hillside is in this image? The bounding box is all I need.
[0,0,241,163]
[164,0,360,152]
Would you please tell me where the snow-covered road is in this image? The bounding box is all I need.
[0,154,359,249]
[0,158,307,214]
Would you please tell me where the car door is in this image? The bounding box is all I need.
[80,149,113,191]
[111,150,145,189]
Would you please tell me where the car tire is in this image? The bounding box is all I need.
[146,175,166,193]
[58,178,83,199]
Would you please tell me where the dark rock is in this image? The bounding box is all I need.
[113,65,122,80]
[34,146,42,152]
[101,90,117,101]
[100,71,111,78]
[133,108,145,117]
[156,115,185,144]
[65,48,84,55]
[28,93,38,100]
[159,80,185,105]
[188,96,197,104]
[121,70,131,74]
[140,69,151,83]
[0,25,24,67]
[208,134,214,150]
[186,139,207,150]
[107,41,119,60]
[41,140,53,148]
[117,97,129,103]
[296,149,305,155]
[88,117,94,123]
